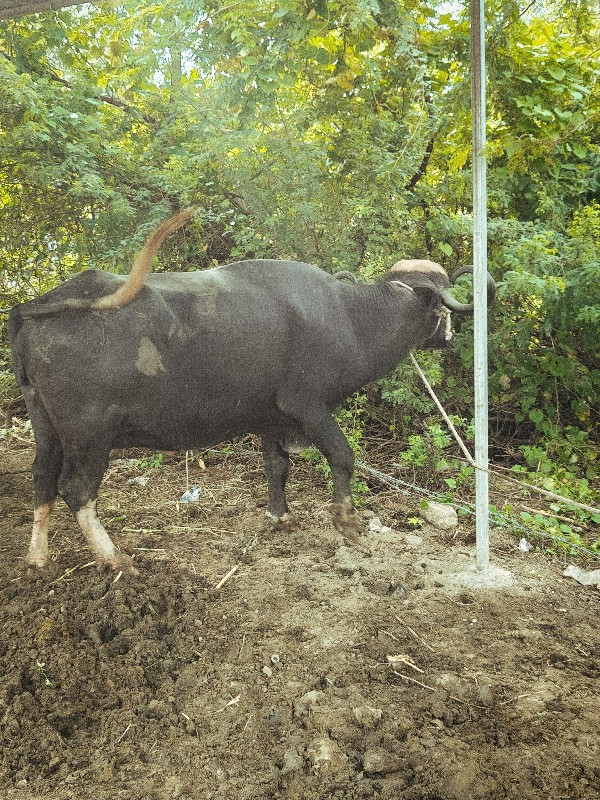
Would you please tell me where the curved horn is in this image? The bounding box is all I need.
[448,265,497,307]
[485,270,497,302]
[439,289,473,313]
[451,265,473,282]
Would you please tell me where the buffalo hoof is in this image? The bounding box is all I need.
[98,552,139,577]
[265,511,296,530]
[25,559,61,579]
[26,553,48,569]
[331,500,361,542]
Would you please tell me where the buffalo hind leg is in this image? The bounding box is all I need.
[277,402,360,538]
[58,444,138,575]
[76,499,137,575]
[25,398,62,568]
[28,500,57,568]
[261,435,294,527]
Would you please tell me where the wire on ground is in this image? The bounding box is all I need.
[356,461,599,559]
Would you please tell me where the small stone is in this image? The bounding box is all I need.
[293,689,325,717]
[306,735,348,772]
[405,533,424,547]
[362,747,402,775]
[145,699,172,719]
[478,683,495,707]
[371,579,393,596]
[420,502,458,530]
[281,746,304,776]
[335,546,360,573]
[353,705,383,728]
[394,716,414,740]
[89,580,110,600]
[368,517,393,534]
[435,672,473,701]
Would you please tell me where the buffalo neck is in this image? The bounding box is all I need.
[342,282,438,382]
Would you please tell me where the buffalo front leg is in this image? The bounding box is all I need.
[261,435,293,526]
[277,402,360,538]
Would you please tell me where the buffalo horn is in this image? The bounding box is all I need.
[442,265,497,312]
[439,289,473,313]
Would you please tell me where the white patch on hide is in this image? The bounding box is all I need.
[135,337,166,376]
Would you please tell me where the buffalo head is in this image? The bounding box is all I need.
[384,259,496,347]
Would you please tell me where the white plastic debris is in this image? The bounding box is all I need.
[518,538,533,552]
[563,565,600,588]
[180,486,201,503]
[368,517,393,535]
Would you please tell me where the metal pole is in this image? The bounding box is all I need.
[470,0,489,574]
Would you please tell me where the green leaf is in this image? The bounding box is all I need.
[559,524,573,534]
[553,107,572,120]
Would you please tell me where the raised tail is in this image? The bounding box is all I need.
[20,207,196,319]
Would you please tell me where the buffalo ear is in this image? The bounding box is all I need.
[411,284,441,308]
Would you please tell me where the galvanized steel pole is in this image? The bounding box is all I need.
[471,0,490,574]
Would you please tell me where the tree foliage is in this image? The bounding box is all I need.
[0,0,598,495]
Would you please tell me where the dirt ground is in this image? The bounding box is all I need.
[0,436,598,800]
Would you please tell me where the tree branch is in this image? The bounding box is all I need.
[223,191,252,215]
[404,93,435,192]
[0,49,158,125]
[404,136,434,192]
[0,1,80,21]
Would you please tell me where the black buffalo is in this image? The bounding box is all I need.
[9,209,495,573]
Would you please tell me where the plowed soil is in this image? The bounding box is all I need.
[1,438,598,800]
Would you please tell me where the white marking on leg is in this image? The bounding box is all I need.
[27,501,56,567]
[76,499,119,564]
